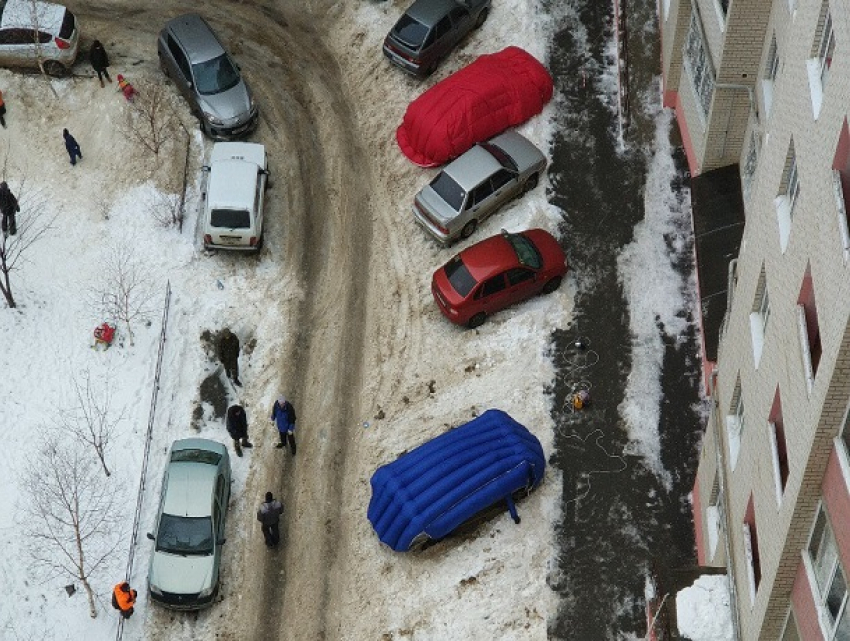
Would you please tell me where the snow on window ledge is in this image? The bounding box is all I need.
[749,312,765,367]
[775,195,792,252]
[726,415,741,470]
[742,523,757,606]
[706,505,721,559]
[761,80,774,118]
[806,58,824,119]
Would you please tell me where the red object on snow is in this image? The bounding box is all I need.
[396,47,553,168]
[93,322,116,347]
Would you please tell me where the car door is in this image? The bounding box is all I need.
[503,267,538,306]
[0,28,44,68]
[447,7,472,47]
[254,164,266,243]
[429,15,454,62]
[474,273,511,314]
[166,35,197,110]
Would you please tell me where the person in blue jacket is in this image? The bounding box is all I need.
[271,396,296,456]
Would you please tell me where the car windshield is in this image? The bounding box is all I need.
[479,142,519,172]
[211,208,251,229]
[506,233,543,269]
[444,255,477,297]
[156,514,214,556]
[430,173,465,211]
[171,448,222,465]
[393,14,428,49]
[192,54,240,95]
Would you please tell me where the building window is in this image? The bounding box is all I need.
[808,508,850,638]
[768,388,789,504]
[776,141,800,252]
[807,2,835,118]
[727,378,745,469]
[706,474,723,560]
[743,130,761,199]
[780,608,801,641]
[743,496,761,604]
[797,266,821,392]
[831,119,850,259]
[750,266,770,365]
[684,10,715,123]
[763,35,779,116]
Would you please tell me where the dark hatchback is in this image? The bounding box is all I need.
[382,0,490,76]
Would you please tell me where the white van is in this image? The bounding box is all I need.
[201,142,269,252]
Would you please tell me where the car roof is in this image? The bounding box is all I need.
[164,13,224,64]
[441,144,501,191]
[161,439,226,518]
[208,160,257,210]
[404,0,457,27]
[1,0,65,33]
[458,232,520,281]
[210,142,265,168]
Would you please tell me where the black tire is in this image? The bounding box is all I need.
[43,60,64,77]
[460,220,477,239]
[467,312,486,329]
[542,276,562,295]
[476,8,489,28]
[425,60,439,76]
[523,173,539,193]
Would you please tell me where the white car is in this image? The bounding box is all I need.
[0,0,79,75]
[201,142,269,252]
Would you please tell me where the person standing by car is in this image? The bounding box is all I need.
[256,491,283,547]
[63,128,82,166]
[89,40,111,87]
[111,581,138,619]
[0,181,19,237]
[271,395,296,456]
[226,403,252,457]
[218,328,241,386]
[0,89,7,128]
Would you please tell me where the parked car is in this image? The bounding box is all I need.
[368,409,545,552]
[432,228,567,328]
[147,438,231,611]
[201,141,269,252]
[413,130,546,244]
[157,13,258,139]
[383,0,489,76]
[0,0,79,76]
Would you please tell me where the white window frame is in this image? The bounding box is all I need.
[743,131,760,198]
[742,522,758,605]
[683,11,715,124]
[797,304,815,393]
[767,421,784,505]
[763,35,779,117]
[806,509,850,639]
[787,155,801,215]
[817,8,835,89]
[727,392,745,469]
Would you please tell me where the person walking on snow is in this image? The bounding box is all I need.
[111,581,137,619]
[217,328,241,386]
[256,491,284,547]
[271,396,296,456]
[0,181,19,237]
[63,128,82,165]
[89,39,111,87]
[226,403,252,457]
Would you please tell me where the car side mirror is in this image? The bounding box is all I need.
[218,537,227,545]
[201,166,210,172]
[147,532,155,541]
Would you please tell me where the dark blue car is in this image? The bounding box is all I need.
[367,409,545,551]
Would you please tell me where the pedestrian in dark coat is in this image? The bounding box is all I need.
[257,491,284,547]
[0,181,19,236]
[89,40,111,87]
[63,128,82,166]
[226,404,252,457]
[217,328,241,386]
[0,89,7,128]
[271,396,297,456]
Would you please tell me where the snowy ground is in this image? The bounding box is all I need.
[0,1,732,640]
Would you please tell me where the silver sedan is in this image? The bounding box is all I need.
[412,130,547,245]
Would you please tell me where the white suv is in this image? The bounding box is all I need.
[0,0,79,76]
[201,142,269,252]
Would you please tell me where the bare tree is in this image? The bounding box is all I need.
[27,0,64,90]
[121,80,179,156]
[58,368,124,477]
[21,437,124,619]
[89,242,157,345]
[0,164,56,309]
[147,189,183,229]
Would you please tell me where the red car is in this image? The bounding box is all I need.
[432,228,567,328]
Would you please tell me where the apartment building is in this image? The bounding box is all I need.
[660,0,850,639]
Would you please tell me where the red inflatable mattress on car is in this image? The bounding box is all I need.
[396,46,553,168]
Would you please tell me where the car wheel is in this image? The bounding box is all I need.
[542,276,562,295]
[460,220,477,239]
[523,173,540,193]
[467,312,486,329]
[43,60,64,77]
[476,8,489,28]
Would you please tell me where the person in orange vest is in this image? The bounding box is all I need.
[116,74,136,101]
[0,90,6,128]
[111,581,137,619]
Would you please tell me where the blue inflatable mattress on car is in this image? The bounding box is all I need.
[367,408,545,551]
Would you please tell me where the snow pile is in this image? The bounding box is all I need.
[676,574,734,641]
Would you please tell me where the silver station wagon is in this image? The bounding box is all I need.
[147,439,231,611]
[158,13,258,139]
[413,130,547,245]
